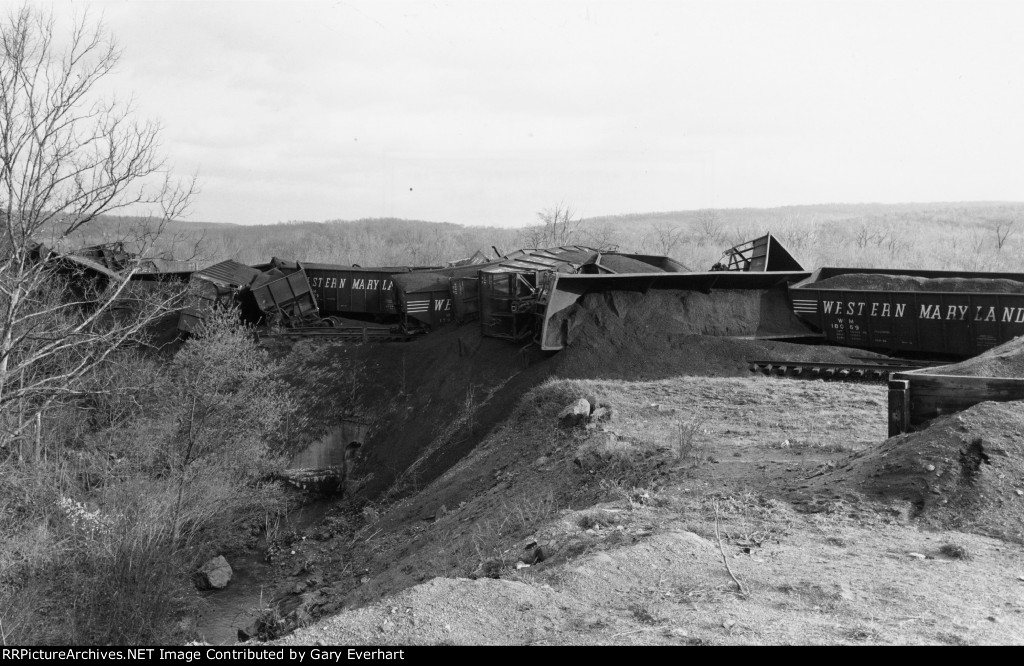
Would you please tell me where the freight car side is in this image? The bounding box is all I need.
[791,267,1024,357]
[302,263,412,320]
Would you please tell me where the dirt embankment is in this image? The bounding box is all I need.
[270,376,1024,646]
[811,273,1024,293]
[790,400,1024,543]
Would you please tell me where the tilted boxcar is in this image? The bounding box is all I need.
[250,268,320,326]
[263,261,415,321]
[790,267,1024,357]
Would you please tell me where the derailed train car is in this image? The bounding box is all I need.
[253,247,695,337]
[790,267,1024,358]
[390,246,605,334]
[268,259,414,321]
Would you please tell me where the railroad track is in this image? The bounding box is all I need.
[268,327,415,342]
[747,358,940,381]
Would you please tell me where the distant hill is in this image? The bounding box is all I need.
[59,201,1024,272]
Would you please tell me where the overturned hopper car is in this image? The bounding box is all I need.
[790,267,1024,357]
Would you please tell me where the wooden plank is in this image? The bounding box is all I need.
[891,371,1024,428]
[888,379,910,436]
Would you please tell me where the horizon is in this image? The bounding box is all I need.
[31,1,1024,227]
[157,199,1024,229]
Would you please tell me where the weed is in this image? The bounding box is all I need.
[673,415,708,468]
[361,505,381,524]
[576,509,619,530]
[939,543,971,560]
[710,490,794,546]
[503,490,559,535]
[629,604,661,625]
[598,479,667,510]
[248,592,288,641]
[576,436,663,489]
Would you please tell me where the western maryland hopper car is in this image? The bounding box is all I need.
[272,260,415,320]
[790,267,1024,358]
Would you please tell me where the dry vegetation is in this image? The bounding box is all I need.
[60,201,1024,274]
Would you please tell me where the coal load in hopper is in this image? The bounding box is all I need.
[536,234,814,351]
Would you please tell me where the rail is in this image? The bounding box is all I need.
[266,326,415,343]
[748,359,942,381]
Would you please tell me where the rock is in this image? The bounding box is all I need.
[194,555,232,590]
[534,456,548,467]
[471,558,503,580]
[558,399,592,427]
[908,552,926,560]
[523,542,546,564]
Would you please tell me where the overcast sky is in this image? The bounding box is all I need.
[37,0,1024,225]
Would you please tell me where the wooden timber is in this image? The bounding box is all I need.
[888,370,1024,435]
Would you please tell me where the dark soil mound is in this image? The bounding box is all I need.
[923,336,1024,378]
[270,324,558,499]
[549,286,885,380]
[812,273,1024,294]
[790,401,1024,542]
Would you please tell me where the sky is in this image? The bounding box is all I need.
[27,0,1024,226]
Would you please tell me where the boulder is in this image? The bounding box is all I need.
[558,398,592,427]
[194,555,233,590]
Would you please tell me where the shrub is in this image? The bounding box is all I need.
[0,308,294,644]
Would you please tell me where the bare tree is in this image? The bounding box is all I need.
[520,202,585,248]
[0,5,195,449]
[994,221,1014,251]
[583,222,619,252]
[645,221,687,256]
[693,208,724,246]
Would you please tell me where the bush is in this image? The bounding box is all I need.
[0,308,294,644]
